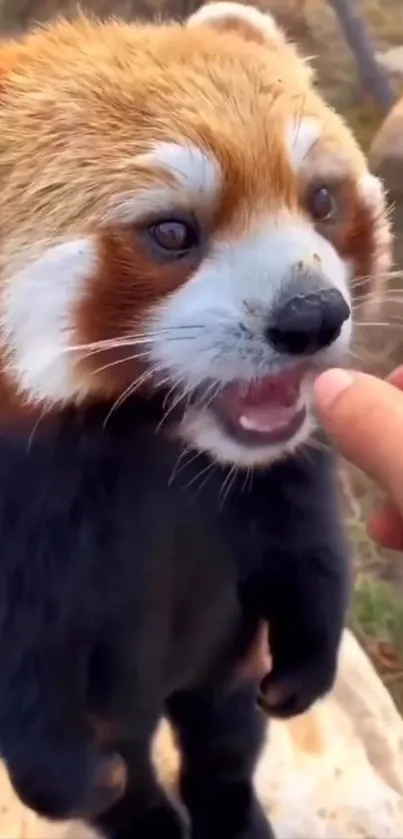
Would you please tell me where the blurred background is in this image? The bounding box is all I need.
[1,0,403,707]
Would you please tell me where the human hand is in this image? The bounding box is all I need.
[313,367,403,551]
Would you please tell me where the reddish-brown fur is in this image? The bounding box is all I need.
[0,11,392,831]
[0,6,391,412]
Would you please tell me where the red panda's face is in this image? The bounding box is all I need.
[0,3,391,466]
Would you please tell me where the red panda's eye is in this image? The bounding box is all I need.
[306,186,335,222]
[149,219,199,255]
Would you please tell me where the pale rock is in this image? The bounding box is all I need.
[376,47,403,82]
[1,630,403,839]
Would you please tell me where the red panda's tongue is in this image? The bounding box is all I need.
[215,368,304,438]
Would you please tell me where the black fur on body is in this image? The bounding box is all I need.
[0,394,350,839]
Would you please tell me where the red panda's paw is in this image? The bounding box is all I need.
[258,655,336,719]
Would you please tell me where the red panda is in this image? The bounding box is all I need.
[0,1,391,456]
[0,4,392,839]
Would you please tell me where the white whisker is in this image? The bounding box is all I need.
[65,325,205,356]
[188,461,218,502]
[157,386,191,433]
[102,368,157,428]
[219,465,238,508]
[195,381,221,410]
[91,350,151,378]
[168,446,204,486]
[354,321,403,329]
[162,381,180,412]
[27,405,52,452]
[241,467,254,494]
[184,460,217,491]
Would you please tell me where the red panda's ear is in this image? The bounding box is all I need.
[186,2,286,47]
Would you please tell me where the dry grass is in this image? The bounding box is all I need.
[1,0,403,707]
[341,463,403,710]
[258,0,403,715]
[300,0,403,713]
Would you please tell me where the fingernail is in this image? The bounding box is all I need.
[314,369,354,412]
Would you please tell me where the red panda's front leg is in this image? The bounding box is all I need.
[253,443,350,719]
[88,740,189,839]
[0,642,125,822]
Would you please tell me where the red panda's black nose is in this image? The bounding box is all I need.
[266,286,351,356]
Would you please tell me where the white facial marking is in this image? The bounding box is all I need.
[358,171,391,271]
[356,171,393,312]
[179,400,317,469]
[287,117,321,172]
[287,118,354,183]
[187,2,280,40]
[146,143,222,198]
[150,216,351,386]
[148,216,352,466]
[109,143,222,225]
[358,172,387,213]
[2,239,96,403]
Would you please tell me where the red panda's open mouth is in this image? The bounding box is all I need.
[209,367,308,447]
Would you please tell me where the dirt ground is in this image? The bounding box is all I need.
[1,0,403,707]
